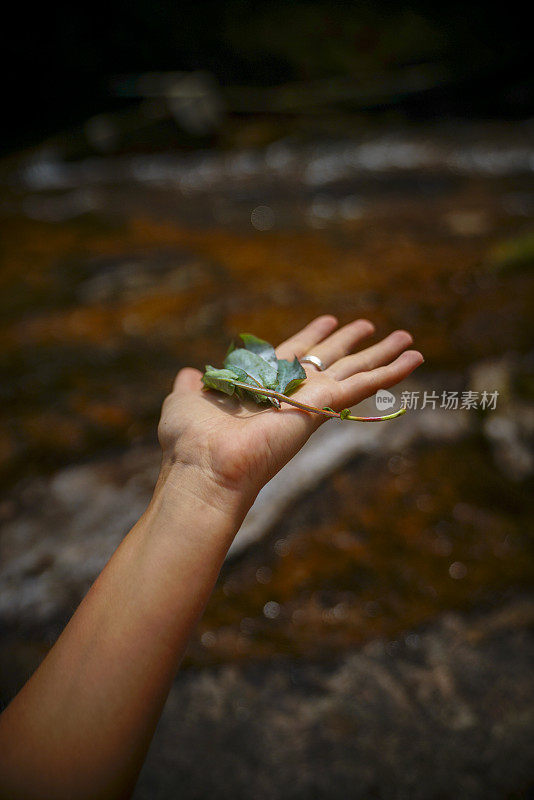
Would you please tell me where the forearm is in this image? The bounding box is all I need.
[0,463,249,800]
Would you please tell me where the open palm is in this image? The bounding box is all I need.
[158,316,423,504]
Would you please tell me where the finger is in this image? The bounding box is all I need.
[276,315,338,360]
[328,329,413,380]
[337,350,424,407]
[173,367,203,393]
[300,318,375,371]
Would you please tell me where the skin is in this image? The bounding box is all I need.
[0,315,423,800]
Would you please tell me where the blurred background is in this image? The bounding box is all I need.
[1,2,533,797]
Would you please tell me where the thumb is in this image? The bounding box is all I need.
[172,367,203,393]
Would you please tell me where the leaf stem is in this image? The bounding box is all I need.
[230,381,406,422]
[345,408,407,422]
[235,373,281,408]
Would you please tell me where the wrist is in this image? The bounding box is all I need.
[150,455,252,535]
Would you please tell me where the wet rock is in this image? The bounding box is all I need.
[135,600,534,800]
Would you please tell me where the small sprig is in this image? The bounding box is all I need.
[202,333,407,423]
[229,382,406,422]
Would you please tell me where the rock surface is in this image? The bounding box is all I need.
[135,601,534,800]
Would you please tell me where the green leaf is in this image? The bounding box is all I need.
[238,333,278,367]
[226,351,278,405]
[274,357,306,395]
[203,333,307,407]
[224,349,278,390]
[224,340,237,359]
[203,363,272,404]
[202,366,239,396]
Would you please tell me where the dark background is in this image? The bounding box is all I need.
[2,0,533,153]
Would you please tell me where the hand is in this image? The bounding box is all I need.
[157,316,423,509]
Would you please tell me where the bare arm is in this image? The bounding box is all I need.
[0,316,423,799]
[0,470,247,799]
